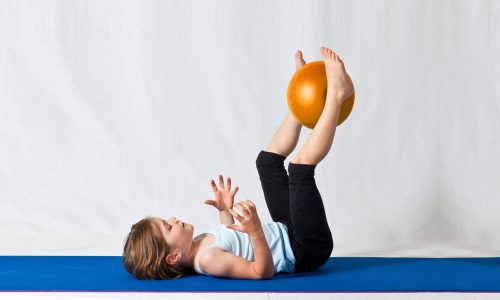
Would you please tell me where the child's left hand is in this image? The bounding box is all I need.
[227,200,264,237]
[204,175,239,212]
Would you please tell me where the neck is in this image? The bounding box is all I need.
[183,234,207,269]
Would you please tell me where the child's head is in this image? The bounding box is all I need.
[122,216,195,280]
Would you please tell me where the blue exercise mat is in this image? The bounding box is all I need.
[1,256,499,292]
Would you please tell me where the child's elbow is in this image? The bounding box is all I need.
[250,263,274,280]
[256,270,274,280]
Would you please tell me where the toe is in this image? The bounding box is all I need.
[295,50,306,68]
[295,50,302,59]
[321,47,336,60]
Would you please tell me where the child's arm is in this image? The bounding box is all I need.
[201,201,274,280]
[219,210,234,225]
[204,175,239,225]
[222,200,274,279]
[202,239,274,280]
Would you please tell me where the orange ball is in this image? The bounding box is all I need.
[287,60,355,129]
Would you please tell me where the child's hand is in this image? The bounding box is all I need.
[204,175,239,212]
[226,200,264,237]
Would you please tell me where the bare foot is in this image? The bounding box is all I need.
[320,47,354,105]
[295,50,306,71]
[290,50,306,126]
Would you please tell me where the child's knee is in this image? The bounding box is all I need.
[290,156,312,165]
[288,162,316,177]
[256,150,286,169]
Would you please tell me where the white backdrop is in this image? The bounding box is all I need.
[0,0,499,257]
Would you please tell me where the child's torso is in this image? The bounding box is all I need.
[193,223,296,275]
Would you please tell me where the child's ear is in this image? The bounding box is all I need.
[166,252,181,265]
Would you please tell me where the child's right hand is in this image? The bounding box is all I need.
[226,200,264,237]
[204,175,239,212]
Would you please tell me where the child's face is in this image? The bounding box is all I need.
[151,217,194,251]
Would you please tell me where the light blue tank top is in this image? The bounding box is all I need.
[194,222,296,275]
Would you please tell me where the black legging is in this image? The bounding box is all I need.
[255,150,334,272]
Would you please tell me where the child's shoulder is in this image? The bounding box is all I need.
[200,245,226,260]
[197,243,226,273]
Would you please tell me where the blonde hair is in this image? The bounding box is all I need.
[122,217,190,280]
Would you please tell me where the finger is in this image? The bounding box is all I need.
[233,203,244,214]
[226,224,242,231]
[219,175,225,190]
[211,179,219,193]
[234,203,250,217]
[231,186,239,196]
[245,200,256,211]
[227,177,231,191]
[204,200,216,206]
[239,202,251,213]
[229,209,244,222]
[245,199,254,206]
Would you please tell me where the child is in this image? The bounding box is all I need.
[122,47,354,280]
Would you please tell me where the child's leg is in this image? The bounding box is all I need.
[256,150,292,225]
[264,113,302,157]
[287,48,354,272]
[291,47,354,165]
[288,163,332,272]
[265,50,306,158]
[256,51,306,224]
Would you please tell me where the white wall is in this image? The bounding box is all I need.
[0,0,499,256]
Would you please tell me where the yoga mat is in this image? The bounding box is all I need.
[1,257,499,292]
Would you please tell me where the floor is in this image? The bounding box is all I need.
[0,292,498,300]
